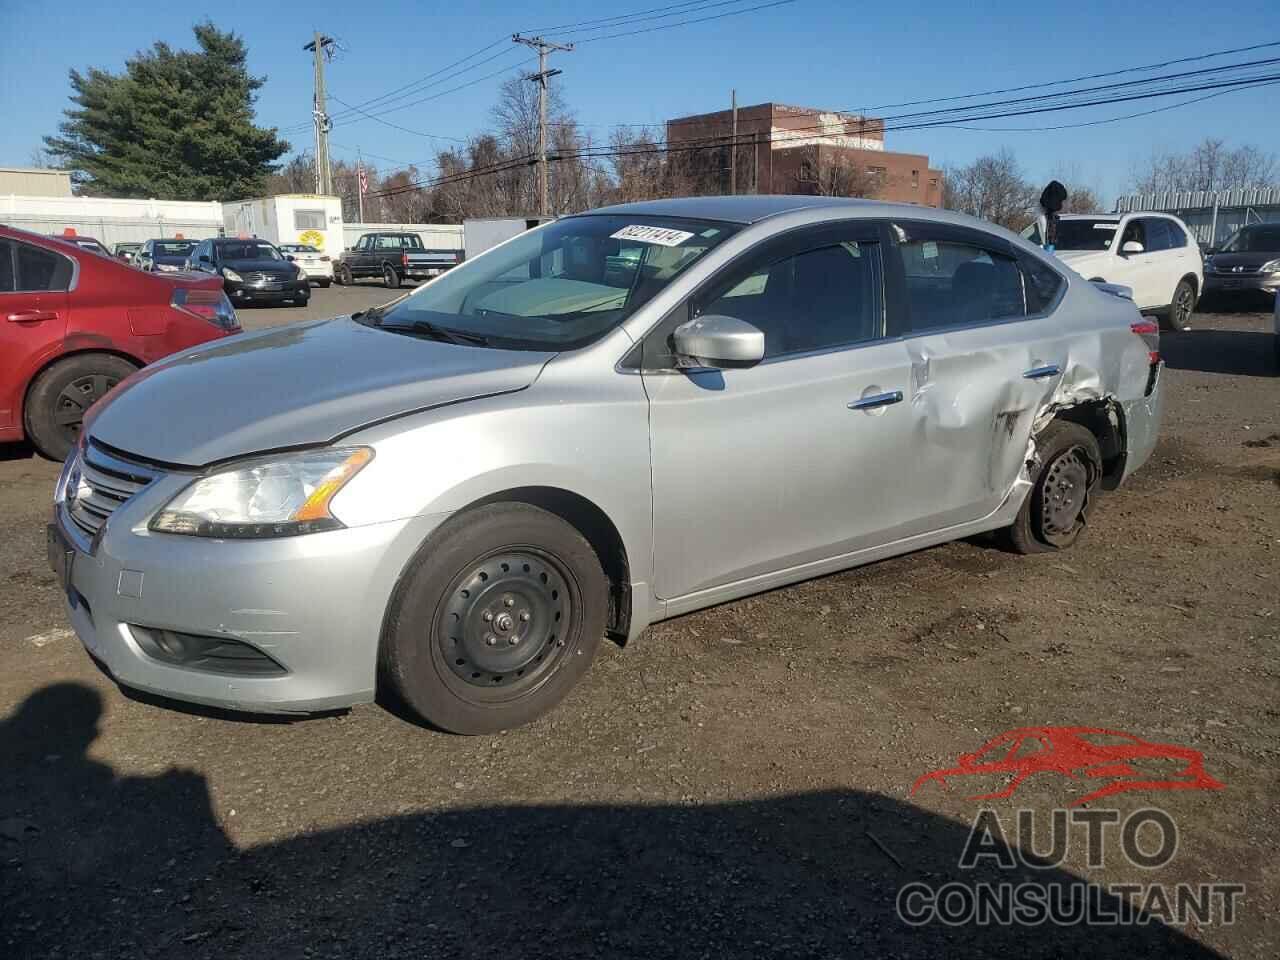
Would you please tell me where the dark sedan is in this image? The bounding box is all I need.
[185,237,311,306]
[1203,224,1280,298]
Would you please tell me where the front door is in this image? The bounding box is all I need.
[1116,218,1163,309]
[0,238,71,431]
[642,222,915,602]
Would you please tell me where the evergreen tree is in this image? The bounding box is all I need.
[44,23,289,200]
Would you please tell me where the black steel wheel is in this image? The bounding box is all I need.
[383,264,401,289]
[24,353,138,461]
[1004,420,1102,554]
[381,503,607,734]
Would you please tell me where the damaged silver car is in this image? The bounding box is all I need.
[52,197,1164,733]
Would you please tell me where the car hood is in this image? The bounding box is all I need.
[87,317,555,466]
[1053,250,1110,270]
[154,253,194,265]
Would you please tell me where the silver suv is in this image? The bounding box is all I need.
[50,197,1165,733]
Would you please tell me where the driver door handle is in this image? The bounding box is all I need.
[847,390,903,410]
[1023,364,1061,380]
[7,310,57,324]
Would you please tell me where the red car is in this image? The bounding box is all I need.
[0,227,239,460]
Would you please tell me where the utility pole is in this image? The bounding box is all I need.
[730,90,738,195]
[512,34,573,217]
[304,33,336,195]
[356,148,365,224]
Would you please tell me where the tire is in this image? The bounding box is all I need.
[1164,279,1196,331]
[24,353,139,461]
[336,264,353,286]
[383,264,401,290]
[292,293,310,307]
[380,503,607,735]
[1003,420,1102,555]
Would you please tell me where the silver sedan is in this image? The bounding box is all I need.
[51,197,1164,733]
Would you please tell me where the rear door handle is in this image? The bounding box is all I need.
[1023,364,1061,380]
[847,390,904,410]
[7,310,57,323]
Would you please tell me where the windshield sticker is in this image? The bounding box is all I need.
[922,241,939,260]
[611,225,696,247]
[1093,224,1118,230]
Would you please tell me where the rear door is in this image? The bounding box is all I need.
[0,238,72,432]
[643,220,917,602]
[886,220,1072,530]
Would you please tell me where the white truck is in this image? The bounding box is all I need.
[222,195,345,257]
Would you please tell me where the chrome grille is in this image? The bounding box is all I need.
[64,442,160,539]
[242,271,287,285]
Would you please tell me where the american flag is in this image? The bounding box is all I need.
[357,162,368,195]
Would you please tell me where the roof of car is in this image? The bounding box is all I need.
[583,195,976,226]
[1059,214,1121,221]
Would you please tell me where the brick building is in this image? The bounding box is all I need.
[666,103,943,206]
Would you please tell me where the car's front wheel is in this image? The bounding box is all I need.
[380,503,607,734]
[335,264,353,285]
[1004,420,1102,554]
[24,353,139,460]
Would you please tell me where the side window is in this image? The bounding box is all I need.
[1119,219,1146,249]
[0,240,14,292]
[697,237,884,359]
[375,235,402,250]
[1165,220,1188,248]
[1020,256,1065,314]
[293,209,325,231]
[1145,219,1171,253]
[898,236,1024,331]
[15,242,73,292]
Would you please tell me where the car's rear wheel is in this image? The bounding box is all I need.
[1004,420,1102,554]
[24,353,138,461]
[1165,279,1196,331]
[380,503,607,734]
[383,265,400,289]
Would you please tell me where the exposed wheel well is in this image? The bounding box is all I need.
[21,348,144,429]
[470,486,632,643]
[1051,400,1126,491]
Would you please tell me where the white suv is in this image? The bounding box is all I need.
[1026,213,1202,329]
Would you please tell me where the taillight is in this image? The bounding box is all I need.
[1130,319,1160,364]
[402,252,410,268]
[172,287,240,332]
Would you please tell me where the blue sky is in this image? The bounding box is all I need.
[2,0,1277,204]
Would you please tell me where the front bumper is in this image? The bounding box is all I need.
[224,278,311,303]
[1203,272,1280,295]
[52,467,448,714]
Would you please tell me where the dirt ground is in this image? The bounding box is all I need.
[1,293,1276,959]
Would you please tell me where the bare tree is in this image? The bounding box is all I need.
[794,145,883,198]
[1130,138,1278,193]
[943,149,1036,231]
[264,153,316,196]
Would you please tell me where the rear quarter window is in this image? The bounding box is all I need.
[1021,255,1065,314]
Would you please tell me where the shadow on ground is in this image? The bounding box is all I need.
[1161,328,1278,377]
[2,683,1222,959]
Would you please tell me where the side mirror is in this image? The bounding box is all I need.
[672,314,765,369]
[285,255,295,261]
[1121,240,1145,255]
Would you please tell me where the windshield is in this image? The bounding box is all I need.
[154,241,195,257]
[1054,219,1119,251]
[220,241,282,261]
[1221,226,1280,253]
[376,215,738,350]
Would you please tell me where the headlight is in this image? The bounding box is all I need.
[222,267,243,282]
[150,447,373,538]
[1261,259,1280,274]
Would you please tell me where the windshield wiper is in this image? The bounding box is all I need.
[352,306,386,326]
[402,319,492,347]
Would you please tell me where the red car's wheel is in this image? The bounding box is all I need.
[24,353,138,461]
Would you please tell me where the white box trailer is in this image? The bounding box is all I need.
[222,194,344,256]
[343,222,463,252]
[463,217,554,260]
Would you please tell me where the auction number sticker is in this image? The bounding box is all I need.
[611,225,695,247]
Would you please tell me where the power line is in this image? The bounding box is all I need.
[328,96,467,141]
[543,0,767,38]
[523,0,743,34]
[570,0,797,43]
[364,67,1278,199]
